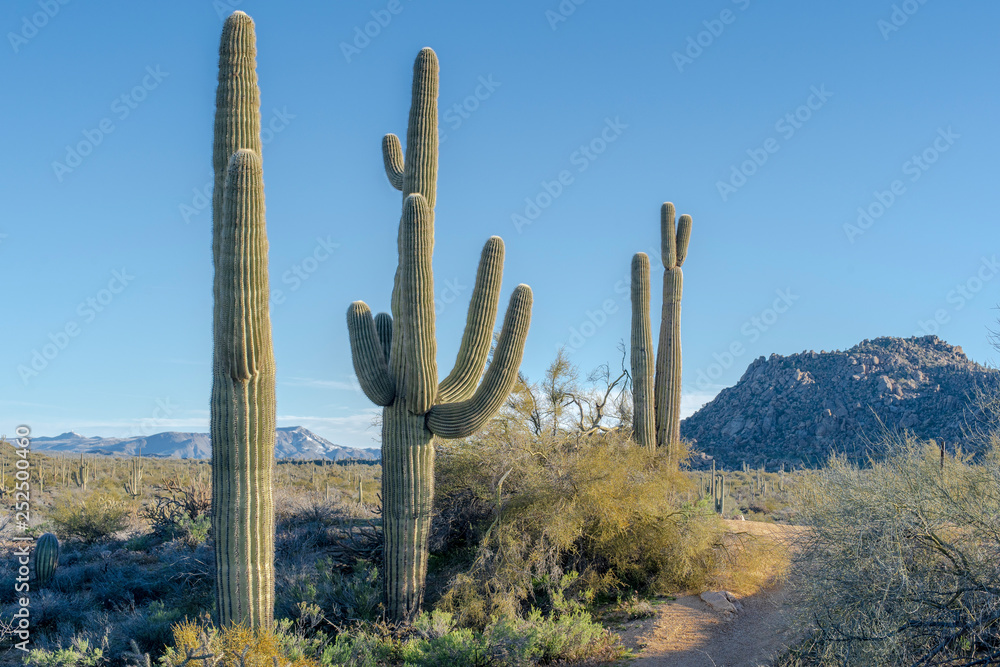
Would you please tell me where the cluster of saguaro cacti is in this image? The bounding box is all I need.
[34,533,59,586]
[631,202,692,461]
[347,47,533,623]
[209,11,276,630]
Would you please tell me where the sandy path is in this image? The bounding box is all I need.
[621,521,806,667]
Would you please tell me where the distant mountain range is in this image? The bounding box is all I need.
[30,426,379,461]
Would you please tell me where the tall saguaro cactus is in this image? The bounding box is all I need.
[631,202,692,460]
[210,11,275,630]
[348,47,533,623]
[630,253,655,450]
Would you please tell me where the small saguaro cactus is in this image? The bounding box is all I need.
[209,11,276,630]
[713,473,726,515]
[72,454,90,490]
[124,455,143,498]
[347,47,533,623]
[35,533,59,586]
[630,202,692,460]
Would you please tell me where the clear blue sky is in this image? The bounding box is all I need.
[3,1,997,447]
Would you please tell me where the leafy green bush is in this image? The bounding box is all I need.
[48,491,129,542]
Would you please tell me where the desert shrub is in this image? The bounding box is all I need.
[787,435,1000,666]
[141,480,211,542]
[280,558,384,625]
[432,429,772,626]
[48,491,129,542]
[160,618,321,667]
[22,637,105,667]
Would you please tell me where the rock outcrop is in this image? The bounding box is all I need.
[682,335,998,469]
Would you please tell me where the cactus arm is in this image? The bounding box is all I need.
[382,134,405,190]
[402,48,439,208]
[427,285,532,438]
[374,312,393,363]
[661,202,677,269]
[397,194,437,414]
[630,253,655,450]
[219,150,269,382]
[676,214,692,267]
[347,302,395,406]
[437,236,505,403]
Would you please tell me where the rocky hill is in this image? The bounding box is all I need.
[31,426,379,461]
[681,335,999,469]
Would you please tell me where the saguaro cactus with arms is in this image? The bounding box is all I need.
[347,47,533,623]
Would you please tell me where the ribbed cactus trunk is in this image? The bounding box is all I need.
[630,253,655,450]
[210,11,274,630]
[654,203,692,463]
[347,48,533,624]
[630,203,692,461]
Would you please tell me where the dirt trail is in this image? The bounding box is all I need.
[622,521,807,667]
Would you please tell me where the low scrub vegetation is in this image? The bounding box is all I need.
[780,434,1000,666]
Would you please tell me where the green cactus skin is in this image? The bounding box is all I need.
[34,533,59,586]
[653,202,692,462]
[210,12,274,630]
[630,202,693,460]
[349,47,533,623]
[211,148,276,630]
[631,253,655,450]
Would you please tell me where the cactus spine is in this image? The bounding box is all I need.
[348,47,533,623]
[630,203,692,461]
[209,11,275,630]
[35,533,59,586]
